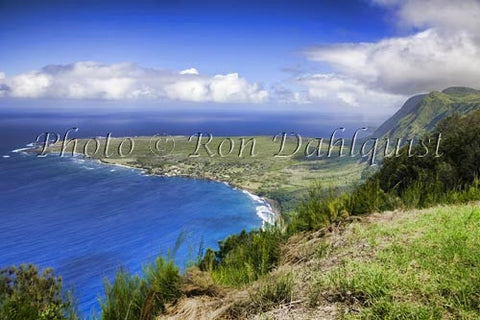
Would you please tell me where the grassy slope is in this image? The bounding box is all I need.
[310,203,480,319]
[47,136,365,211]
[169,202,480,319]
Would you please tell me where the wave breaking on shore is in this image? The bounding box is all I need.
[240,189,277,227]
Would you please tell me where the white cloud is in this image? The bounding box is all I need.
[297,0,480,109]
[210,73,268,103]
[0,72,8,97]
[179,68,199,75]
[296,73,405,108]
[9,71,53,98]
[272,84,310,105]
[305,29,480,95]
[372,0,480,33]
[1,61,268,103]
[165,72,268,103]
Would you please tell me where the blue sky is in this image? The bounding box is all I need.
[1,0,479,112]
[0,0,388,78]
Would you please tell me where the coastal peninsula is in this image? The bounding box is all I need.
[41,135,366,213]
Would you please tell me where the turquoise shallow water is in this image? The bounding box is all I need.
[0,148,263,317]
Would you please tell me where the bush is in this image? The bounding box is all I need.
[100,269,148,320]
[100,256,182,320]
[288,185,348,233]
[0,264,77,320]
[199,229,284,286]
[143,256,182,313]
[347,179,398,215]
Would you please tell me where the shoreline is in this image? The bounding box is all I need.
[97,158,282,227]
[22,146,282,227]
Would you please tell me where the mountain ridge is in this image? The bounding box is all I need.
[372,86,480,141]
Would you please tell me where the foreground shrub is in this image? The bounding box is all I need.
[0,264,77,320]
[347,179,398,215]
[100,269,147,320]
[199,229,284,286]
[288,185,348,233]
[143,256,182,313]
[100,256,182,320]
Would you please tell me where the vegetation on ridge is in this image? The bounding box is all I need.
[372,86,480,141]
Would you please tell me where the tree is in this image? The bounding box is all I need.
[0,264,77,320]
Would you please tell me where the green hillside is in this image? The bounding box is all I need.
[373,87,480,141]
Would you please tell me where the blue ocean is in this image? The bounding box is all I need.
[0,109,378,317]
